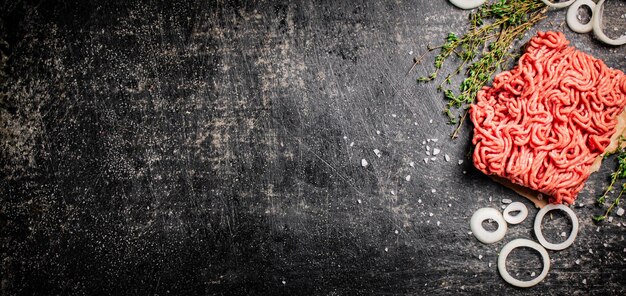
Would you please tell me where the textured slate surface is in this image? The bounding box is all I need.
[1,0,625,295]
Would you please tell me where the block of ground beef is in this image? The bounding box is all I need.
[470,31,626,205]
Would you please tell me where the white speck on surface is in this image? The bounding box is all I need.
[343,136,347,140]
[444,154,450,162]
[603,243,608,248]
[502,199,512,204]
[437,221,441,226]
[478,255,483,260]
[394,230,399,234]
[617,207,625,216]
[501,205,507,209]
[392,114,397,118]
[488,262,492,267]
[432,139,438,142]
[349,142,354,147]
[608,216,613,223]
[418,199,422,203]
[373,149,382,158]
[384,247,388,252]
[488,197,492,202]
[426,145,431,151]
[531,272,536,277]
[409,50,414,55]
[433,148,440,156]
[597,227,600,232]
[431,157,437,161]
[409,161,415,167]
[458,159,464,165]
[391,190,396,195]
[576,259,580,265]
[422,140,426,144]
[589,249,593,254]
[415,122,419,126]
[429,212,434,217]
[376,130,381,135]
[431,189,436,193]
[560,232,567,237]
[468,231,472,235]
[582,279,587,285]
[282,280,286,285]
[429,119,433,123]
[405,175,411,181]
[361,159,368,167]
[448,203,452,207]
[463,170,467,174]
[427,139,431,143]
[423,158,429,164]
[426,151,431,156]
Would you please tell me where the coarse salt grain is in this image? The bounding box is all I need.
[349,142,354,147]
[357,199,362,204]
[458,160,464,165]
[431,157,437,161]
[617,207,625,216]
[429,212,434,217]
[432,139,438,142]
[409,161,415,167]
[433,148,440,155]
[431,189,437,193]
[444,154,450,162]
[424,158,429,163]
[376,130,381,135]
[405,175,411,181]
[361,159,368,167]
[374,149,382,157]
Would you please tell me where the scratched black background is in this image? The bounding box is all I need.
[1,1,625,295]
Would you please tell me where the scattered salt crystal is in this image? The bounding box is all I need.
[385,247,388,252]
[560,232,566,237]
[427,139,431,143]
[489,197,492,202]
[343,136,347,140]
[433,148,441,156]
[373,149,382,157]
[582,279,587,285]
[589,249,593,254]
[429,119,433,123]
[444,154,450,162]
[448,203,452,207]
[391,190,396,195]
[617,207,625,216]
[531,272,536,277]
[357,199,362,204]
[432,139,438,142]
[422,140,426,145]
[282,280,286,285]
[431,157,437,161]
[409,161,415,167]
[429,212,434,217]
[597,227,600,232]
[463,170,467,174]
[405,175,411,181]
[395,230,399,234]
[418,199,422,203]
[424,158,429,164]
[361,159,368,167]
[608,216,613,223]
[409,50,414,55]
[426,151,431,156]
[478,255,483,260]
[458,160,464,165]
[349,142,354,147]
[603,243,608,248]
[437,221,441,226]
[575,259,580,265]
[502,199,512,204]
[431,189,437,193]
[426,145,431,151]
[414,122,418,126]
[468,231,472,235]
[488,262,492,267]
[376,130,381,135]
[392,114,397,118]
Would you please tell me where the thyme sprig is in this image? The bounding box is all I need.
[594,139,626,222]
[417,0,547,138]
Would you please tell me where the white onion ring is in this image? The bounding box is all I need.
[448,0,486,10]
[503,202,528,224]
[470,208,507,244]
[566,0,595,33]
[541,0,576,9]
[592,0,626,46]
[534,204,579,250]
[498,239,550,288]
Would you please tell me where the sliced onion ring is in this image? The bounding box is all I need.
[470,208,507,244]
[592,0,626,46]
[503,202,528,224]
[448,0,486,10]
[534,204,579,250]
[498,239,550,288]
[541,0,576,9]
[566,0,595,33]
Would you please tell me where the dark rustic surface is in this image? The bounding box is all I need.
[1,0,625,295]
